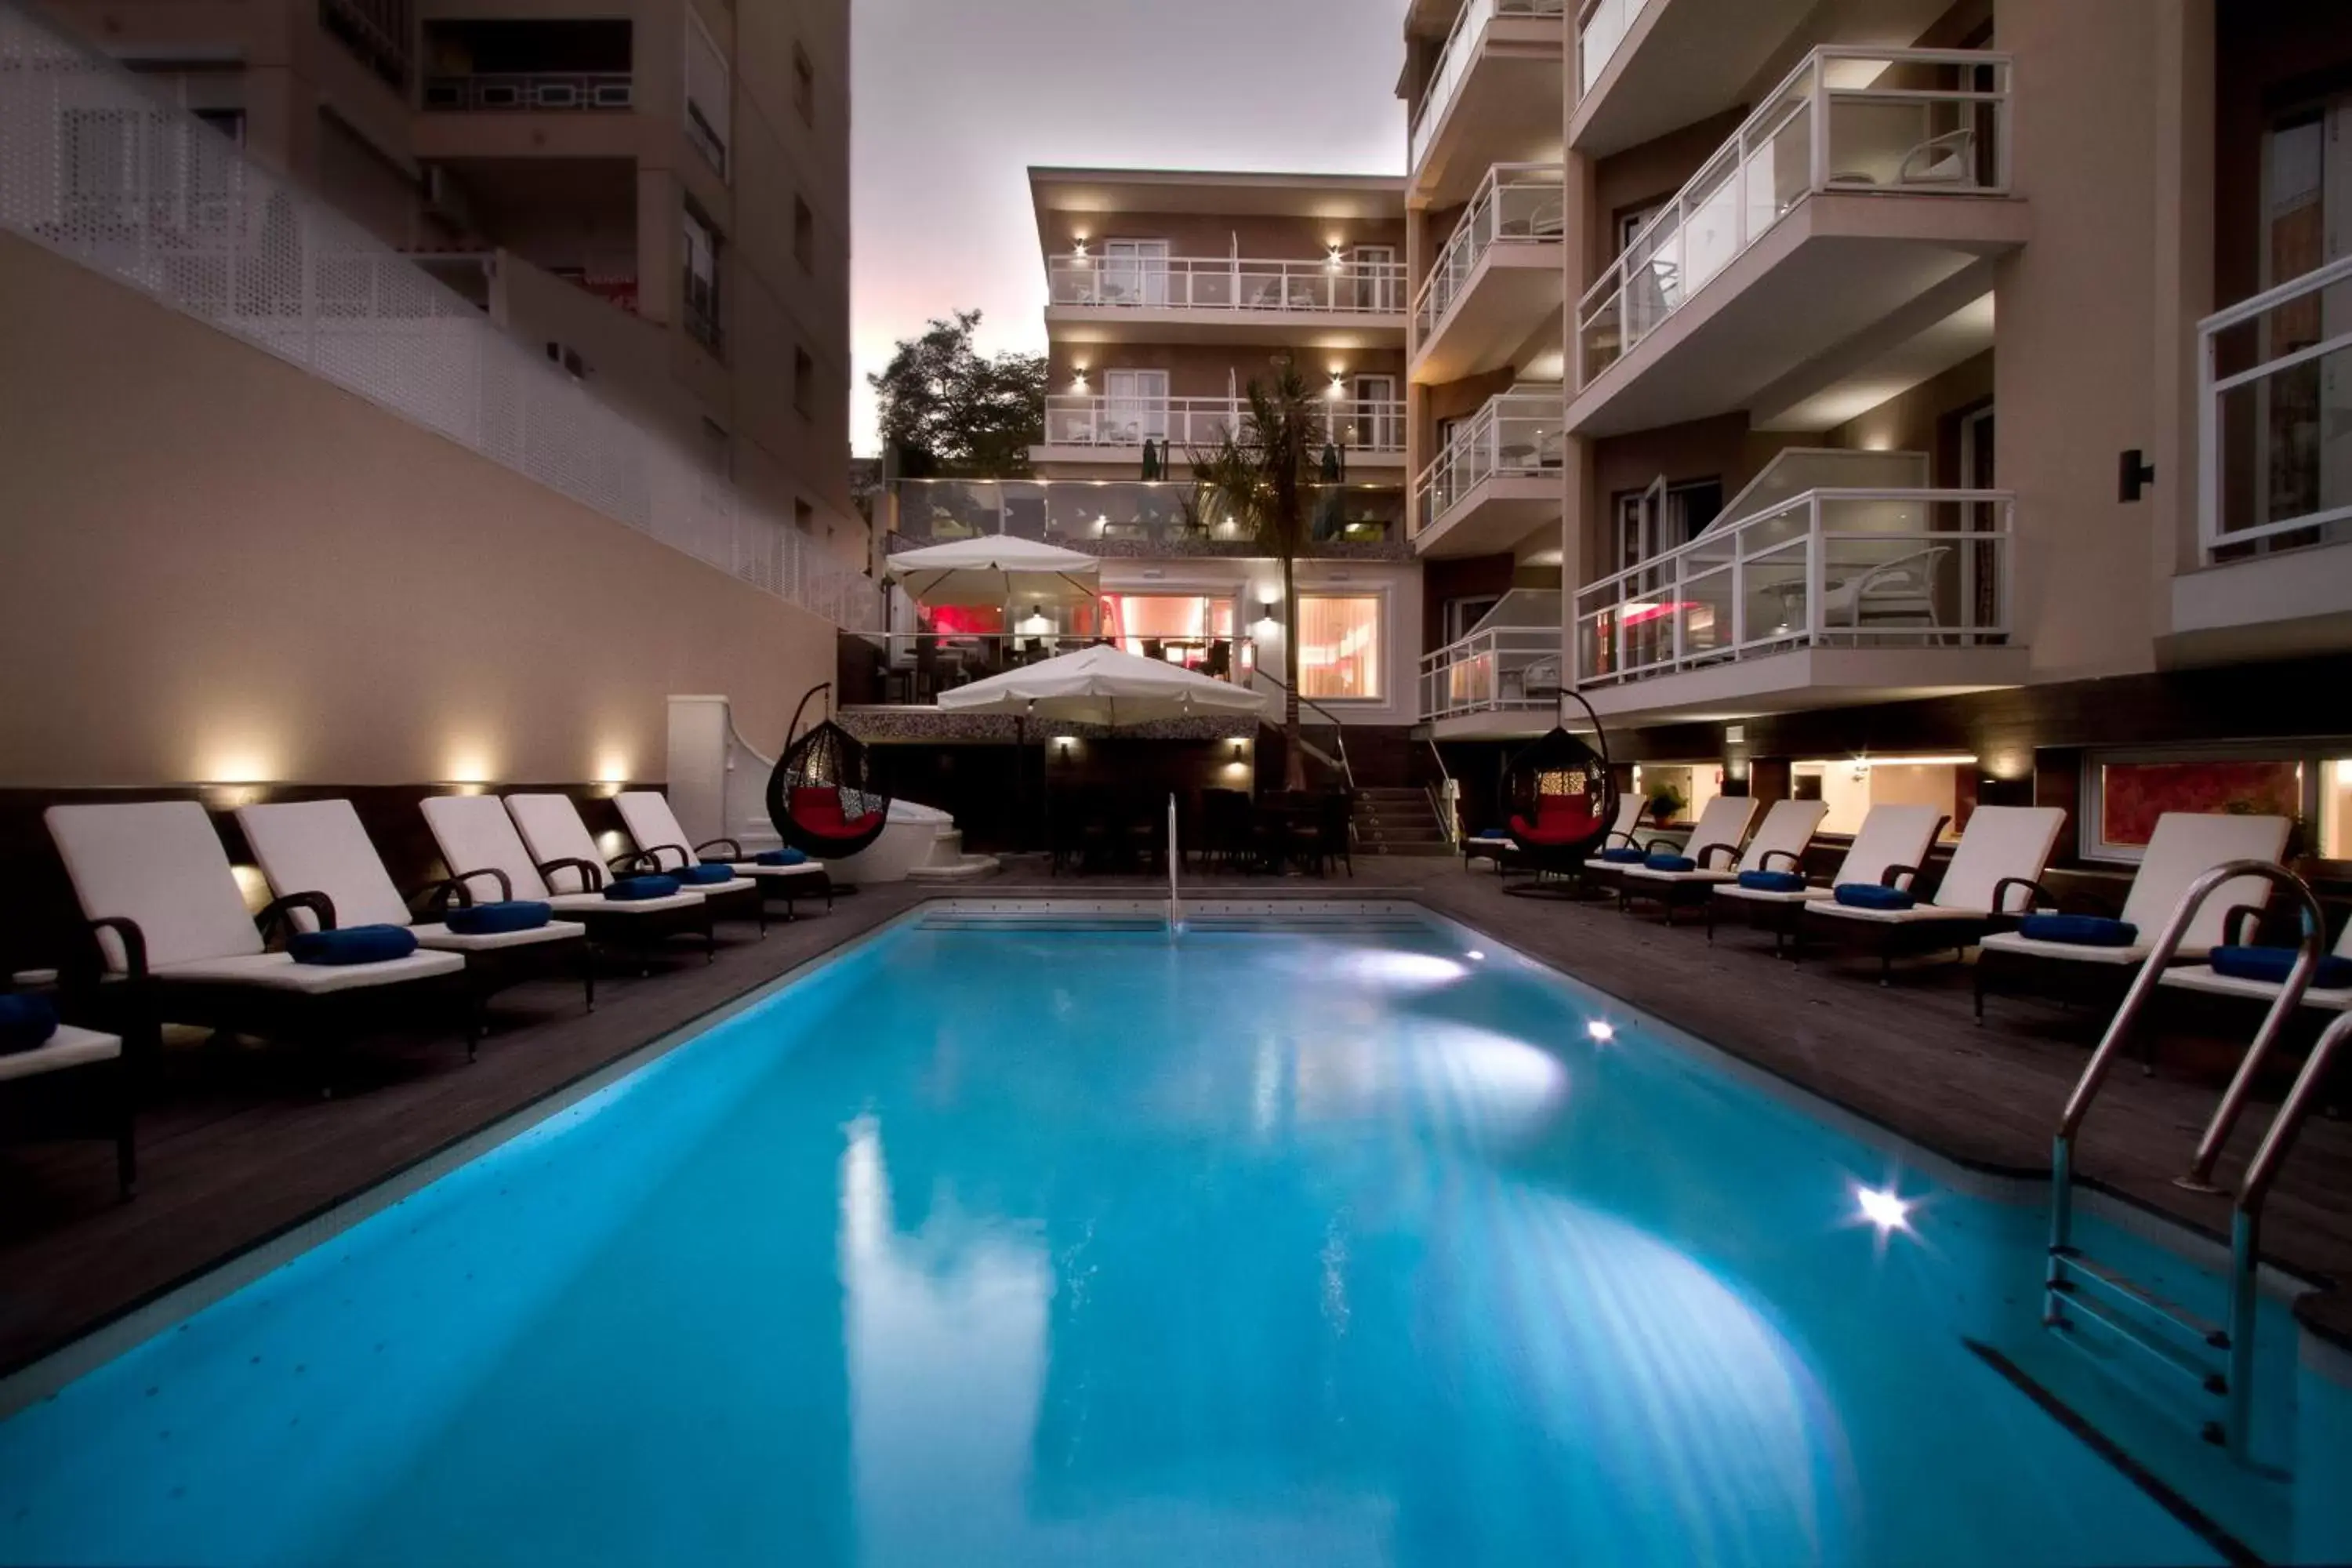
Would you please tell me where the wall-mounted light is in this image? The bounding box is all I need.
[1072,237,1090,257]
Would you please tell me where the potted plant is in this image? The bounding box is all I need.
[1647,785,1686,826]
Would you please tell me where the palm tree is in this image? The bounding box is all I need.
[1184,358,1326,790]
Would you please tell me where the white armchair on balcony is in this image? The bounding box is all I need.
[1824,545,1950,627]
[1898,128,1977,186]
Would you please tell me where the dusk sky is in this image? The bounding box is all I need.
[847,0,1413,455]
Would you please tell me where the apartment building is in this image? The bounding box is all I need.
[34,0,862,567]
[1403,0,2352,865]
[858,169,1439,803]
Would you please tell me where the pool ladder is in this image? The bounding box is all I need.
[2045,861,2350,1462]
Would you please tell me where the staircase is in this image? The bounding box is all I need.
[1352,786,1452,857]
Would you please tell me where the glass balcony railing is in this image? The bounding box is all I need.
[1572,488,2014,689]
[1412,389,1566,530]
[889,480,1404,551]
[1413,163,1566,344]
[1576,47,2012,387]
[422,71,633,111]
[2198,253,2352,563]
[1408,0,1568,172]
[1574,0,1639,97]
[844,632,1254,707]
[1420,590,1564,721]
[1041,396,1406,456]
[1045,256,1406,314]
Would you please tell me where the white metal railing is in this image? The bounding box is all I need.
[1412,389,1565,530]
[1043,395,1405,455]
[2197,252,2352,561]
[1410,0,1568,172]
[1047,254,1406,315]
[1572,488,2013,688]
[0,1,877,632]
[1576,46,2012,387]
[1574,0,1639,97]
[1414,162,1566,343]
[1421,626,1563,721]
[422,72,633,112]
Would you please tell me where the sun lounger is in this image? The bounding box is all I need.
[239,800,593,1024]
[1602,795,1761,913]
[507,792,766,935]
[613,790,832,920]
[1974,811,2292,1022]
[1799,805,2066,982]
[1621,798,1824,924]
[2159,920,2352,1014]
[1708,804,1947,953]
[0,1003,133,1197]
[420,794,717,964]
[45,800,470,1072]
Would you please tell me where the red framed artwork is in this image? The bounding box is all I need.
[2096,760,2304,848]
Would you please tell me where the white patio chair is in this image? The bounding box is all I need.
[613,791,833,921]
[1802,805,2067,982]
[1711,804,1947,953]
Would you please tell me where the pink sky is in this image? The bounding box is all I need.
[848,0,1411,455]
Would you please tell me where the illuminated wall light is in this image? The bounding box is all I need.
[198,742,278,785]
[594,752,631,786]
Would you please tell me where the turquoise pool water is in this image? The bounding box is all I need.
[0,913,2341,1565]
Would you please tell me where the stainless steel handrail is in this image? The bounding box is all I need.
[1254,666,1357,793]
[2045,859,2333,1460]
[1167,792,1181,935]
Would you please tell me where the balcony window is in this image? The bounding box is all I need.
[682,205,722,354]
[684,12,730,176]
[421,20,632,112]
[1298,595,1383,700]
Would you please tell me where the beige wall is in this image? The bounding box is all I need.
[0,234,838,789]
[1828,350,1994,481]
[1038,212,1408,266]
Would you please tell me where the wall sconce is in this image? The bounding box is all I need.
[1072,238,1090,258]
[1256,593,1282,628]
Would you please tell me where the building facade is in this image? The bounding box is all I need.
[1402,0,2352,865]
[34,0,862,567]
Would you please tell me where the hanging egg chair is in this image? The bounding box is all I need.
[1501,691,1617,899]
[766,684,891,858]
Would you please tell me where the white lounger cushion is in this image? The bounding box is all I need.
[1627,796,1782,883]
[1714,804,1949,907]
[2161,969,2352,1011]
[46,801,266,972]
[612,791,707,872]
[155,949,463,993]
[422,794,554,902]
[0,1023,121,1085]
[1978,810,2290,965]
[731,862,827,881]
[1602,795,1646,843]
[505,794,622,895]
[1809,805,2066,925]
[236,800,416,932]
[412,920,588,952]
[543,891,708,917]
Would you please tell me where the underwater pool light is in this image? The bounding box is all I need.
[1585,1020,1615,1043]
[1857,1186,1911,1232]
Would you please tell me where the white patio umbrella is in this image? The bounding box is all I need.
[884,536,1100,608]
[938,644,1269,728]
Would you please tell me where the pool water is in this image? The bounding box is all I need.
[0,915,2337,1565]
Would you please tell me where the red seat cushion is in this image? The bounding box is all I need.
[1511,797,1602,846]
[790,786,882,841]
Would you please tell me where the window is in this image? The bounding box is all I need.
[793,347,815,417]
[682,203,722,354]
[1298,595,1382,700]
[793,195,815,273]
[1612,475,1722,572]
[792,42,816,127]
[684,11,730,176]
[1102,368,1170,441]
[1443,594,1502,643]
[1102,238,1171,307]
[1793,759,1965,842]
[2082,750,2322,862]
[1617,201,1665,256]
[1101,595,1239,681]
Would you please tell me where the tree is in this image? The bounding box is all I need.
[1185,358,1326,791]
[867,310,1045,477]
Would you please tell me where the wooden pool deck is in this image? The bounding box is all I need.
[2,858,2346,1378]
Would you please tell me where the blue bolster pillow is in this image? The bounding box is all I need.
[604,874,682,902]
[289,924,419,966]
[1737,869,1809,894]
[1835,883,1917,911]
[754,848,809,866]
[678,863,735,886]
[1645,853,1697,873]
[2209,946,2352,989]
[1598,848,1646,864]
[0,994,60,1055]
[2018,913,2139,949]
[444,900,553,936]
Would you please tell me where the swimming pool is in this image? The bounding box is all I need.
[2,905,2345,1565]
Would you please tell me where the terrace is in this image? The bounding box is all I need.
[1570,45,2026,437]
[1406,0,1566,206]
[1410,387,1564,557]
[884,477,1409,557]
[1043,252,1406,347]
[1035,394,1406,467]
[1410,162,1565,383]
[1417,587,1563,736]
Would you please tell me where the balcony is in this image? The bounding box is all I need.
[887,481,1408,559]
[1420,590,1563,736]
[1571,474,2026,724]
[2176,254,2352,649]
[1411,164,1565,383]
[1411,389,1563,557]
[1036,397,1406,467]
[1571,47,2026,437]
[423,72,633,112]
[1407,0,1566,208]
[1044,255,1406,347]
